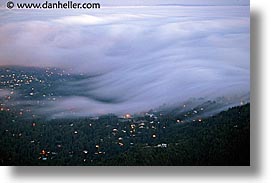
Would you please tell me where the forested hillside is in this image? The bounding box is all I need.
[0,104,249,166]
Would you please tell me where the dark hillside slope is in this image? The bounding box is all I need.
[101,104,250,166]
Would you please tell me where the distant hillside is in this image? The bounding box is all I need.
[98,104,250,166]
[0,103,249,166]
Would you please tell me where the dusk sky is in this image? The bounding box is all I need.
[0,1,250,117]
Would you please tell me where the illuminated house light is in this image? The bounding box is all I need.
[118,142,124,146]
[83,150,88,154]
[40,149,46,155]
[124,114,132,119]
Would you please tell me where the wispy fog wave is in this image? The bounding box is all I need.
[0,6,250,117]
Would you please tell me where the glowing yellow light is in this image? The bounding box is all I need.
[41,150,46,155]
[125,114,131,119]
[118,142,124,146]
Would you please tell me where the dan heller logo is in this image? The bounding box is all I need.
[6,1,101,9]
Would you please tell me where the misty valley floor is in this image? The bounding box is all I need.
[0,104,250,166]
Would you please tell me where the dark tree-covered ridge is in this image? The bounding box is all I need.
[0,104,249,166]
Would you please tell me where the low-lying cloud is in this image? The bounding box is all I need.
[0,5,250,117]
